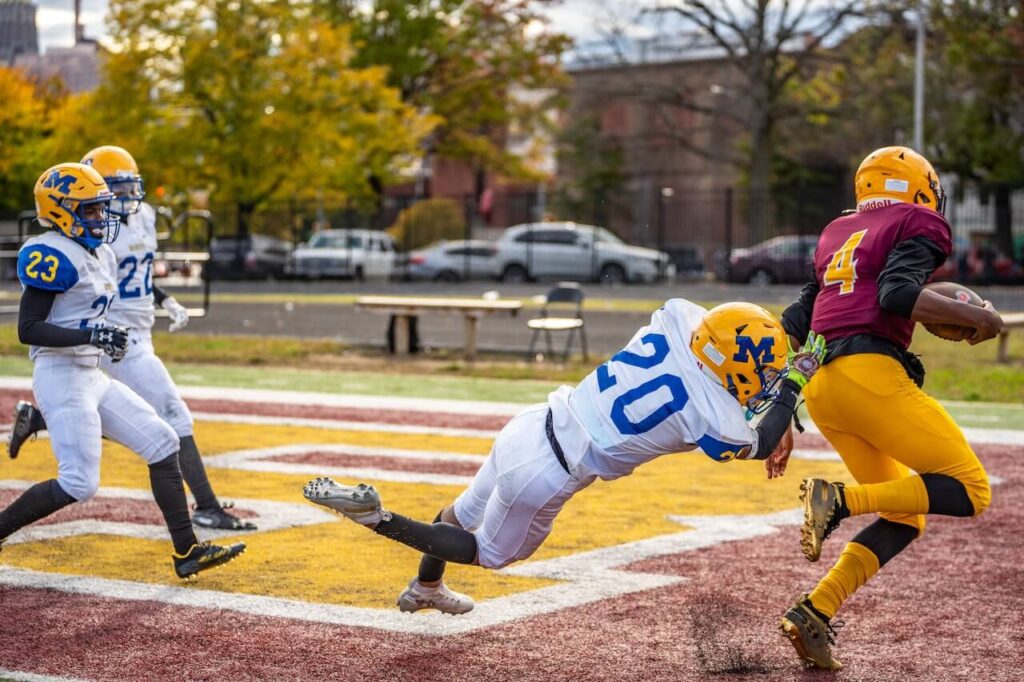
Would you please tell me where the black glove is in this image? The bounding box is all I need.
[90,324,129,362]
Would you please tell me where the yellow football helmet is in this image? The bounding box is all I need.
[691,302,787,413]
[33,162,120,249]
[854,146,946,214]
[81,145,145,216]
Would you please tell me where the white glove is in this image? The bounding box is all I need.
[161,296,189,333]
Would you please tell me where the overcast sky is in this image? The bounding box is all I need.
[35,0,617,52]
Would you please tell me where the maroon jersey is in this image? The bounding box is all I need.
[810,203,952,349]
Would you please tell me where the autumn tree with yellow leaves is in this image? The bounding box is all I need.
[62,0,435,235]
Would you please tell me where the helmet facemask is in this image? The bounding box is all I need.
[105,175,145,217]
[63,194,121,248]
[743,364,785,420]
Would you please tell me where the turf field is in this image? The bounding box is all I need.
[0,373,1020,681]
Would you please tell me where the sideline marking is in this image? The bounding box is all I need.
[0,508,800,636]
[0,378,526,417]
[0,480,335,545]
[204,444,484,486]
[0,378,1020,445]
[0,670,89,682]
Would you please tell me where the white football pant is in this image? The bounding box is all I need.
[33,355,179,501]
[453,404,591,569]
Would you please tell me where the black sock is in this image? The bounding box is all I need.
[921,473,976,516]
[850,518,919,567]
[836,482,851,520]
[0,479,76,539]
[177,436,219,510]
[31,408,47,432]
[148,453,198,554]
[374,512,477,565]
[417,512,448,583]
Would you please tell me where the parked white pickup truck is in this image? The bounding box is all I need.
[286,229,397,280]
[493,222,674,284]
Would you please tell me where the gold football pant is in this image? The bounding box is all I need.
[802,353,990,617]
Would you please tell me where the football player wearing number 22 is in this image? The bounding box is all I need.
[777,147,1005,671]
[304,299,826,616]
[9,146,256,532]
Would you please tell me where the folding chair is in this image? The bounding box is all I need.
[526,282,588,362]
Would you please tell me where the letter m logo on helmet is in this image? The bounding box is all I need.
[43,170,76,195]
[733,335,776,365]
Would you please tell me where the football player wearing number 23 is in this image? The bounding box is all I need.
[777,147,1005,671]
[304,299,825,616]
[0,162,243,579]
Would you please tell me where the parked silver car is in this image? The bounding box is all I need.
[286,229,397,280]
[493,222,674,284]
[404,240,498,282]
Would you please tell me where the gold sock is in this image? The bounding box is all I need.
[843,475,929,516]
[808,542,880,618]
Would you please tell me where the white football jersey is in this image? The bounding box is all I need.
[548,298,757,481]
[106,202,158,331]
[17,231,118,361]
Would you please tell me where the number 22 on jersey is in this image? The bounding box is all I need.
[822,229,868,295]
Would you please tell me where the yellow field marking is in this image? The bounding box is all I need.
[4,416,852,608]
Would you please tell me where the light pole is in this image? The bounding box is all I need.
[913,1,926,151]
[658,187,674,279]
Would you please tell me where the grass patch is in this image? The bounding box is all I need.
[0,309,1019,403]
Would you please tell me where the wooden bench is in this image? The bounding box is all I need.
[355,295,522,361]
[998,312,1024,363]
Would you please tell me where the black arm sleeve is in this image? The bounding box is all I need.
[152,284,168,306]
[749,379,801,460]
[18,286,93,347]
[877,236,947,318]
[781,275,819,345]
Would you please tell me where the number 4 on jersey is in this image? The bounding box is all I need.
[823,229,868,295]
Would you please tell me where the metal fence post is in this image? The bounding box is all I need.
[724,187,734,282]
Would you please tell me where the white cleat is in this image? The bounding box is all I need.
[397,578,475,615]
[303,477,383,526]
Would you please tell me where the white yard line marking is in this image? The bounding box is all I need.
[0,377,527,417]
[0,669,90,682]
[204,444,483,486]
[0,508,800,636]
[0,480,336,544]
[190,412,499,439]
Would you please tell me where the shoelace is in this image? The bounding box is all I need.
[825,619,845,646]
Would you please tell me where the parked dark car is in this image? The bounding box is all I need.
[203,234,292,280]
[725,235,819,284]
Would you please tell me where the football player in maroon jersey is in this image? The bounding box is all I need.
[775,147,1004,670]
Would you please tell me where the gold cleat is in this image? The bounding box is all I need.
[799,478,845,562]
[780,594,843,671]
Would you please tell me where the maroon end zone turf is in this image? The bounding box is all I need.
[0,388,513,432]
[1,444,1021,681]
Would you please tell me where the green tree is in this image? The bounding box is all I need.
[323,1,571,194]
[552,113,626,225]
[84,0,434,235]
[930,0,1024,256]
[387,197,466,250]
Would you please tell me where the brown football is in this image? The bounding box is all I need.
[922,281,984,341]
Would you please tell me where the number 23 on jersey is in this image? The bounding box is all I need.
[23,250,60,283]
[822,229,868,295]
